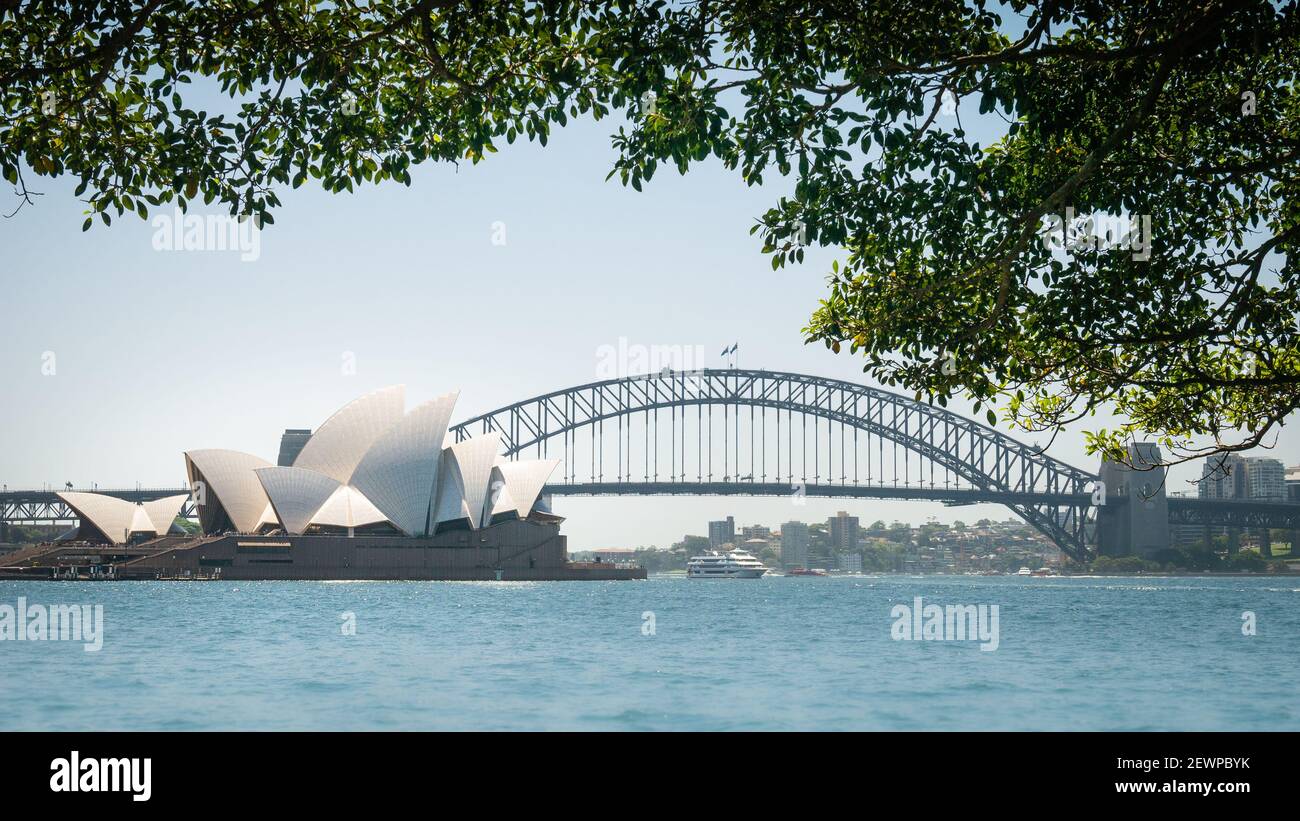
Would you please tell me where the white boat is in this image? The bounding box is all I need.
[687,549,768,579]
[1016,566,1032,576]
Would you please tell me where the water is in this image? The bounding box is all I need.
[1,575,1297,731]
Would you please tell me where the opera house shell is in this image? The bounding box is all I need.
[183,386,560,539]
[55,491,190,545]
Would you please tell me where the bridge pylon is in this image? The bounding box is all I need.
[1096,444,1171,558]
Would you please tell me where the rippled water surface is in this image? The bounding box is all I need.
[1,575,1297,730]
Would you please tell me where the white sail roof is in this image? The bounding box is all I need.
[184,449,274,533]
[129,506,155,535]
[428,452,470,530]
[57,491,160,544]
[293,385,406,484]
[495,458,561,519]
[486,467,518,521]
[311,485,391,529]
[430,450,471,528]
[142,494,191,534]
[441,434,501,529]
[254,467,342,535]
[180,386,554,539]
[257,502,279,530]
[350,391,459,536]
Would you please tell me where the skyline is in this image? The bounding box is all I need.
[4,115,1296,551]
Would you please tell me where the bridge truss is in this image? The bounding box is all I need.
[449,369,1101,560]
[1167,497,1300,531]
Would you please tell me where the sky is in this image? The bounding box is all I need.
[2,93,1296,550]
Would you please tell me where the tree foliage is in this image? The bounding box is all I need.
[2,0,1296,464]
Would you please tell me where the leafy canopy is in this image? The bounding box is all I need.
[3,0,1297,465]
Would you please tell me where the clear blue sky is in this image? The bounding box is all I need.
[2,99,1295,550]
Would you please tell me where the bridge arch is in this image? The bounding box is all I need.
[449,369,1099,559]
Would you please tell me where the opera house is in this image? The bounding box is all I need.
[54,491,191,544]
[22,387,643,581]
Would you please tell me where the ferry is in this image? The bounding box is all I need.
[687,549,768,579]
[1016,567,1032,576]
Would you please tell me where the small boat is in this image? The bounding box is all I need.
[785,567,828,577]
[1016,567,1032,576]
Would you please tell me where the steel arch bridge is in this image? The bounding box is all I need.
[448,369,1101,560]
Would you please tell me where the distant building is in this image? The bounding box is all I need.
[1200,454,1286,501]
[590,547,638,564]
[1287,465,1300,502]
[781,521,810,569]
[1194,455,1286,552]
[1242,457,1286,501]
[1199,453,1240,499]
[837,552,862,573]
[829,511,859,552]
[277,428,313,467]
[740,524,772,542]
[708,516,735,549]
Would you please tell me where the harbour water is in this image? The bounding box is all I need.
[1,575,1297,731]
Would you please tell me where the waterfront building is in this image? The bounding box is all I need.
[780,520,810,569]
[837,552,862,573]
[829,511,859,552]
[27,385,645,580]
[1288,465,1300,502]
[55,386,562,543]
[708,516,735,549]
[182,386,560,537]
